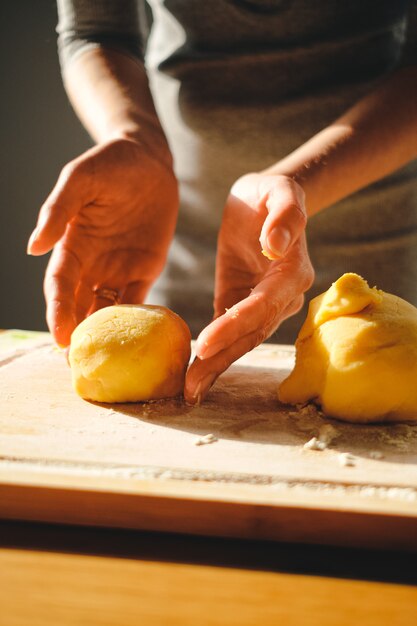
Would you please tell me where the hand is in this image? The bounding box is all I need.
[27,137,178,346]
[184,173,314,404]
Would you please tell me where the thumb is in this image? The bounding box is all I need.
[259,177,307,260]
[27,161,88,255]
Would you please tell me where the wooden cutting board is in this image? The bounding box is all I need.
[1,330,417,550]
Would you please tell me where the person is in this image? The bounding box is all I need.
[28,0,417,404]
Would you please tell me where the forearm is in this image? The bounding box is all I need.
[63,47,171,164]
[265,66,417,216]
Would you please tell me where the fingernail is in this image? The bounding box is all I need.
[191,381,203,403]
[261,249,274,261]
[27,228,39,254]
[191,374,216,402]
[267,227,292,257]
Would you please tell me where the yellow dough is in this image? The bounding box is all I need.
[278,273,417,423]
[69,305,191,403]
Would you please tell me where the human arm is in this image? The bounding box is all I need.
[267,65,417,216]
[185,65,417,403]
[27,42,178,346]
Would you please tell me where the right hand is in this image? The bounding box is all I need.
[27,137,179,346]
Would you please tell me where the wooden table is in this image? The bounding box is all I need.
[1,519,416,625]
[1,330,416,624]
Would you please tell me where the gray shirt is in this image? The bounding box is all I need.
[57,0,417,340]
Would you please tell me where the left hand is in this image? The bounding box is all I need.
[27,137,178,347]
[184,173,314,404]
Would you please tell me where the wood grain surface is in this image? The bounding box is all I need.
[1,543,416,626]
[1,330,417,549]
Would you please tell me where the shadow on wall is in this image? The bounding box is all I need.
[0,1,91,331]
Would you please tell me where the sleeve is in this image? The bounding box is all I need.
[56,0,143,70]
[400,0,417,66]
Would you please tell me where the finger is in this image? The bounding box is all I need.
[214,284,254,319]
[75,281,94,325]
[44,245,82,346]
[213,257,264,320]
[27,161,89,256]
[259,178,306,259]
[185,296,301,404]
[185,332,260,404]
[85,278,151,317]
[197,289,302,363]
[122,280,152,304]
[88,286,123,316]
[196,291,272,361]
[200,236,313,361]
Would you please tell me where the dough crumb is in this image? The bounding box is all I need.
[303,424,339,452]
[338,453,356,467]
[228,306,240,319]
[303,437,326,451]
[195,433,218,446]
[318,424,339,445]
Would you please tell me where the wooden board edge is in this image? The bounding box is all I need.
[0,478,416,552]
[1,461,417,513]
[1,463,416,515]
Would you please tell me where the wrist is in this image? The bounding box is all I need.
[259,162,305,190]
[259,164,321,218]
[260,123,358,217]
[253,169,309,215]
[116,121,173,170]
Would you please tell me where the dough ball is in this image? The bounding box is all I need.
[278,273,417,423]
[69,305,191,403]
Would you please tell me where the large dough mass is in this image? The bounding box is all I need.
[279,273,417,423]
[69,305,191,403]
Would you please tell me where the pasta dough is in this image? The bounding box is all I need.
[279,273,417,423]
[69,305,191,403]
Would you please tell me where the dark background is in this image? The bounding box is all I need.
[0,1,91,331]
